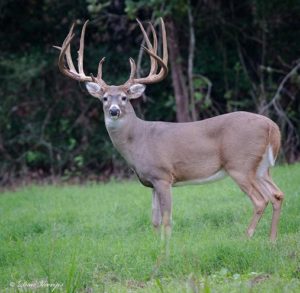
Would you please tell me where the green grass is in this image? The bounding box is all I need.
[0,164,300,292]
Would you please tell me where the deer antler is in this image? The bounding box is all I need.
[124,17,168,86]
[53,20,107,87]
[54,18,168,87]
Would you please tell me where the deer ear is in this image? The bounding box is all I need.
[127,84,146,99]
[85,82,105,98]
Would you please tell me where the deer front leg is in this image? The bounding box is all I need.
[153,180,172,251]
[152,189,162,234]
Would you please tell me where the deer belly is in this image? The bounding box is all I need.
[173,169,226,187]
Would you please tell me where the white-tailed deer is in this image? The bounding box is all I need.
[54,18,284,243]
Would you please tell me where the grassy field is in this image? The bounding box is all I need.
[0,164,300,292]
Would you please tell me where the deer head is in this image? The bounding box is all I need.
[54,19,168,121]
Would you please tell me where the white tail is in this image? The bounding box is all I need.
[55,19,284,245]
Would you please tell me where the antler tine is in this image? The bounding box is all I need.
[136,19,157,78]
[160,17,168,64]
[136,19,154,52]
[123,57,137,87]
[129,57,137,80]
[149,23,158,75]
[147,18,168,80]
[78,20,89,75]
[65,23,77,73]
[149,17,168,80]
[96,57,106,84]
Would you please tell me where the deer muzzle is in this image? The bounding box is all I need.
[109,106,121,119]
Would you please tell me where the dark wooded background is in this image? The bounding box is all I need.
[1,0,300,185]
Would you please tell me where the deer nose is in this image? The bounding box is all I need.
[109,107,120,117]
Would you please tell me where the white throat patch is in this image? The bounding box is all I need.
[105,115,125,129]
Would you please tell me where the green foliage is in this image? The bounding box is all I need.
[86,0,110,15]
[0,164,299,291]
[125,0,188,19]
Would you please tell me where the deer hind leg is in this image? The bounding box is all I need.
[245,180,269,238]
[227,171,269,238]
[247,184,269,238]
[152,189,162,234]
[257,143,284,240]
[261,171,284,241]
[270,193,283,241]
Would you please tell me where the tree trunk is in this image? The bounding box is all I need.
[187,3,196,121]
[166,19,190,122]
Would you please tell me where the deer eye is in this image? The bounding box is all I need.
[121,96,127,101]
[103,97,108,102]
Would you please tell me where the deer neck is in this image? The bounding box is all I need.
[104,103,143,165]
